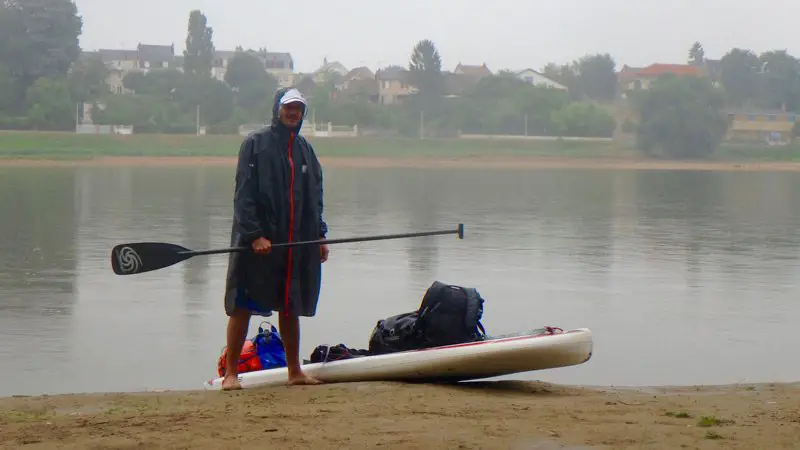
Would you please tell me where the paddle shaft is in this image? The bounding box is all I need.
[182,224,464,257]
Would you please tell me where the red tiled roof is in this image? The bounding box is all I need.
[455,63,492,77]
[619,63,701,79]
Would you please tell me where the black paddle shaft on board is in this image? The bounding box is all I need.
[110,223,465,276]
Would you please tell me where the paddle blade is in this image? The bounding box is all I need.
[110,242,194,275]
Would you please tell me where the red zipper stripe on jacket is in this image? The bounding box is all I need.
[283,132,296,317]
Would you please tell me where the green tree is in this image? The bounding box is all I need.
[174,74,234,125]
[183,10,214,77]
[634,74,728,159]
[224,51,266,89]
[408,39,443,96]
[0,0,82,115]
[93,93,191,133]
[223,51,277,120]
[116,69,234,127]
[14,0,82,78]
[756,50,800,111]
[573,53,618,102]
[688,41,705,65]
[68,53,109,102]
[0,67,20,113]
[453,75,570,135]
[551,102,616,137]
[542,62,581,99]
[122,69,184,95]
[719,48,761,107]
[25,77,74,130]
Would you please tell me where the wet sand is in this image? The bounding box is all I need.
[1,381,798,449]
[3,155,800,172]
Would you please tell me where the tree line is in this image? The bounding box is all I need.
[2,2,800,157]
[0,2,619,138]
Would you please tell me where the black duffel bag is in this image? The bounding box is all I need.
[368,281,487,355]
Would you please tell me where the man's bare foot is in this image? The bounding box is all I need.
[221,374,242,391]
[287,372,323,386]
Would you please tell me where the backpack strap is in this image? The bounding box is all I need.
[476,321,486,338]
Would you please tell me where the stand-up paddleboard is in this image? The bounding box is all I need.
[203,327,593,390]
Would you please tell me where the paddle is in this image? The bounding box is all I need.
[110,223,465,276]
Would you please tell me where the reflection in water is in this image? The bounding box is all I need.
[2,165,800,396]
[0,168,77,313]
[0,167,78,395]
[402,169,439,290]
[181,168,213,315]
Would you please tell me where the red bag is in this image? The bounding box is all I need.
[217,340,263,377]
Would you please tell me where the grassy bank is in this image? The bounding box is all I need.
[0,131,630,160]
[1,381,798,449]
[1,131,800,166]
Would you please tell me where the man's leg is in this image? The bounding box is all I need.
[221,307,251,391]
[278,312,323,385]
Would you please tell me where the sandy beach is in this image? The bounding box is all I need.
[1,380,798,449]
[3,154,800,172]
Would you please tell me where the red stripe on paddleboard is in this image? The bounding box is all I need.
[414,332,565,352]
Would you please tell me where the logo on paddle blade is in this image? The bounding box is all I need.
[116,246,143,274]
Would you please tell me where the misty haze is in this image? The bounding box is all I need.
[1,1,800,449]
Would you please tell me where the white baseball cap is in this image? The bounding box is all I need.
[280,88,306,107]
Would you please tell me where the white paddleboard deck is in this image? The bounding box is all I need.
[203,327,593,391]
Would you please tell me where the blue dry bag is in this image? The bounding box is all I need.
[253,321,287,370]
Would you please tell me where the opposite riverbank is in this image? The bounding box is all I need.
[2,132,800,172]
[6,155,800,172]
[1,381,798,449]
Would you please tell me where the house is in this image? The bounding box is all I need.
[453,63,492,78]
[375,66,417,105]
[95,46,174,94]
[617,63,704,92]
[515,68,567,90]
[96,49,139,72]
[261,52,294,87]
[210,50,238,82]
[210,50,295,87]
[136,44,175,70]
[334,67,379,102]
[104,70,132,95]
[93,44,297,93]
[336,67,374,90]
[725,109,797,144]
[339,78,380,103]
[313,58,348,84]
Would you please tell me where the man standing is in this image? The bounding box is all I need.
[221,87,329,391]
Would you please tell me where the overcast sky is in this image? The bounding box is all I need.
[74,0,800,73]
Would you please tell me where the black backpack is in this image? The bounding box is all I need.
[368,281,487,354]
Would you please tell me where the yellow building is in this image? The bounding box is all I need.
[725,110,797,144]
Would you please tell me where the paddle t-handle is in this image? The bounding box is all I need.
[111,224,465,275]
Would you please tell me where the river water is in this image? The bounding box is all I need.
[1,164,799,397]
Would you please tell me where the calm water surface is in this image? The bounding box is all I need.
[1,164,799,397]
